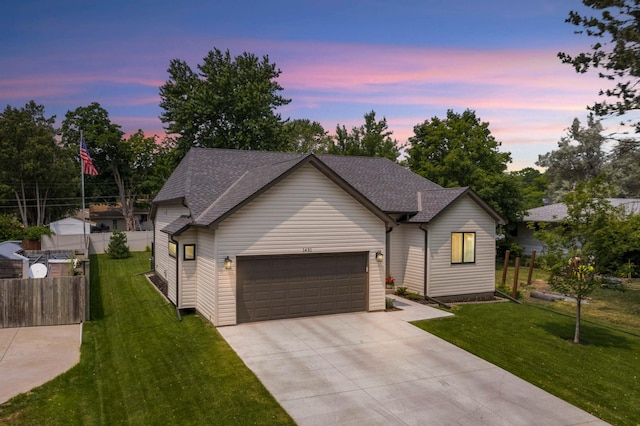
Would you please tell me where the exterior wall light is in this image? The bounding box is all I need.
[224,256,232,270]
[375,250,383,262]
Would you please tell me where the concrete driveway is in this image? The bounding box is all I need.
[0,324,82,404]
[219,298,607,426]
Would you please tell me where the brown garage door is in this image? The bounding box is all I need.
[237,252,368,323]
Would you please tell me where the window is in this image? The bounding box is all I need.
[184,244,196,261]
[451,232,475,264]
[168,241,177,259]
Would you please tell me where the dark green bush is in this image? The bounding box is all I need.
[0,214,23,241]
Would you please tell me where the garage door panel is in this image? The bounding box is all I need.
[237,252,368,323]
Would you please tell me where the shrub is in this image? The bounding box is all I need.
[0,214,23,241]
[385,297,395,310]
[395,286,408,296]
[106,231,131,259]
[23,224,53,240]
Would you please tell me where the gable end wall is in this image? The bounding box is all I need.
[427,195,496,297]
[212,164,386,326]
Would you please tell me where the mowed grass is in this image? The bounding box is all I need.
[0,252,294,425]
[413,303,640,426]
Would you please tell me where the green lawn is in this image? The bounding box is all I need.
[413,303,640,426]
[0,252,294,425]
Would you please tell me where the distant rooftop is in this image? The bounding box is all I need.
[524,198,640,222]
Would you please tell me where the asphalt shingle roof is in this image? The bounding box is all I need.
[524,198,640,222]
[153,148,502,233]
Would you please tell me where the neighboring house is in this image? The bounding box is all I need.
[514,198,640,255]
[152,148,505,326]
[90,204,152,232]
[49,217,94,235]
[0,241,28,278]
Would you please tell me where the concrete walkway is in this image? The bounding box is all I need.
[219,297,608,425]
[0,324,82,404]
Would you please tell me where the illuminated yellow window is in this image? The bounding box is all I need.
[451,232,475,264]
[184,244,196,261]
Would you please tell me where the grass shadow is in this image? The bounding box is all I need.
[540,320,633,349]
[89,254,104,321]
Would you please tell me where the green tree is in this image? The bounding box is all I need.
[407,109,522,223]
[106,230,131,259]
[61,103,166,231]
[509,167,548,210]
[602,138,640,197]
[558,1,640,130]
[591,208,640,276]
[536,117,607,201]
[159,48,291,161]
[534,178,616,343]
[0,101,76,226]
[283,119,331,153]
[328,111,401,161]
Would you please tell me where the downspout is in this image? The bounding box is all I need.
[385,226,393,276]
[171,234,182,322]
[419,224,428,298]
[172,197,190,322]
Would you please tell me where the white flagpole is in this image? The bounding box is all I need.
[81,131,87,258]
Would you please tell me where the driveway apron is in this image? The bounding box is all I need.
[218,299,607,426]
[0,324,81,404]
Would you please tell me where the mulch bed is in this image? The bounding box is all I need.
[147,273,168,298]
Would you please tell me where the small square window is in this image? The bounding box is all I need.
[168,241,177,259]
[451,232,475,264]
[184,244,196,261]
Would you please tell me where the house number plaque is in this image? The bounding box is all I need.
[302,248,312,253]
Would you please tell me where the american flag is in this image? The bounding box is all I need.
[80,138,99,175]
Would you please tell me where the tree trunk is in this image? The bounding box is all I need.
[15,181,28,227]
[34,182,48,226]
[574,298,581,344]
[112,165,136,231]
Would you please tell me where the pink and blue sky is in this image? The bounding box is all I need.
[0,0,613,169]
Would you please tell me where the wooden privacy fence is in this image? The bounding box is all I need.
[0,275,87,328]
[0,259,24,279]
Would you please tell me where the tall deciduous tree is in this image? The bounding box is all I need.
[328,111,401,161]
[558,1,640,130]
[283,119,331,153]
[159,48,291,161]
[407,109,522,223]
[509,168,548,210]
[536,117,607,201]
[61,103,166,231]
[0,101,76,226]
[603,138,640,197]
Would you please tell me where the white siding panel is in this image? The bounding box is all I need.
[178,228,197,308]
[403,225,425,295]
[153,203,189,304]
[388,224,425,294]
[196,229,216,324]
[427,196,496,297]
[216,164,386,326]
[389,227,405,285]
